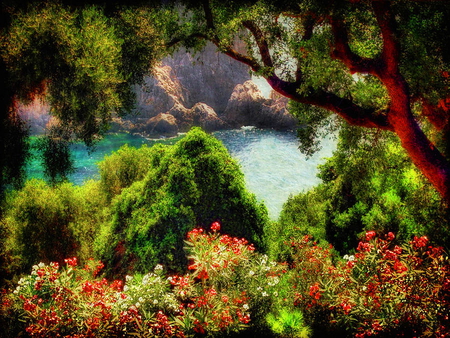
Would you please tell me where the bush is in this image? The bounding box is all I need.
[2,180,81,276]
[98,143,163,201]
[275,126,449,256]
[96,127,269,277]
[2,223,283,337]
[286,231,450,337]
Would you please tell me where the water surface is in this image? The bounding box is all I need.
[27,128,336,219]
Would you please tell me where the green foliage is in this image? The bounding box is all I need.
[1,178,109,286]
[275,125,449,257]
[35,136,74,184]
[266,308,311,338]
[96,128,269,277]
[3,180,81,274]
[98,143,162,201]
[0,2,164,186]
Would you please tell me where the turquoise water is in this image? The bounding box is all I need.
[27,129,336,219]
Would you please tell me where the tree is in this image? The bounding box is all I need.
[96,128,268,277]
[165,0,450,204]
[0,0,168,190]
[271,125,449,260]
[2,0,449,206]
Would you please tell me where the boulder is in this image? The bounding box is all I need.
[223,80,298,130]
[143,113,179,137]
[190,103,230,132]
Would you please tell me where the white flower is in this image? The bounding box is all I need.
[243,304,249,310]
[135,302,140,308]
[343,254,355,261]
[126,275,133,281]
[154,264,163,271]
[262,292,268,297]
[123,285,129,292]
[138,297,144,303]
[248,270,255,277]
[38,262,45,268]
[268,277,280,286]
[153,299,159,305]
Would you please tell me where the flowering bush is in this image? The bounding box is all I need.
[2,222,282,337]
[164,222,283,336]
[2,257,137,337]
[288,232,450,337]
[3,225,449,338]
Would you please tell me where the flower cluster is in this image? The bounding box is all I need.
[289,231,450,337]
[3,222,281,337]
[4,225,449,338]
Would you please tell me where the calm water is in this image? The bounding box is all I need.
[27,128,336,219]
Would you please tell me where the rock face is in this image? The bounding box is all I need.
[223,81,298,130]
[18,41,297,136]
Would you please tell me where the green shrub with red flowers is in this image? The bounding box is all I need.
[1,222,284,337]
[2,224,450,337]
[286,231,450,337]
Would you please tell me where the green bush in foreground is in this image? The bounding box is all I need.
[96,127,269,277]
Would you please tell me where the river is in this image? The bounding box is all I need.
[27,128,336,219]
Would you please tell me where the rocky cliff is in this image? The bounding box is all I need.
[19,42,297,137]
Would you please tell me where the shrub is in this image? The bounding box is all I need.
[96,127,268,277]
[287,232,450,337]
[2,180,81,275]
[98,143,165,201]
[2,222,283,337]
[276,126,450,256]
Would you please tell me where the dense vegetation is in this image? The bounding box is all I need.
[269,124,450,262]
[1,0,450,337]
[1,125,449,337]
[1,0,450,203]
[0,128,268,285]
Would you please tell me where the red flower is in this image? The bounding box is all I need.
[365,231,376,241]
[341,302,352,314]
[211,222,221,232]
[82,281,94,293]
[64,257,78,267]
[386,232,395,241]
[309,282,321,299]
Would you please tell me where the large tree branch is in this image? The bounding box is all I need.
[265,76,393,130]
[242,20,274,69]
[372,1,400,77]
[330,17,381,75]
[371,0,450,204]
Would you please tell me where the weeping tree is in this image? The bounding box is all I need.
[163,0,450,205]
